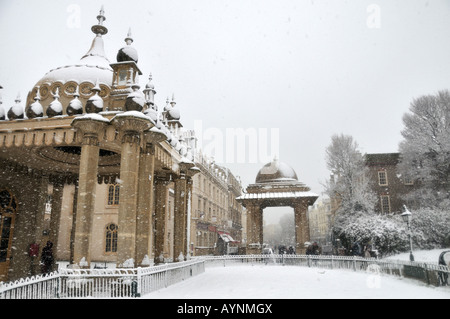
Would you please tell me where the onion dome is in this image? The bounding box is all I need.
[66,85,83,115]
[30,6,112,114]
[124,84,145,111]
[26,87,44,118]
[85,80,104,113]
[166,94,180,120]
[143,73,156,107]
[8,93,24,120]
[255,158,298,183]
[144,106,158,122]
[117,28,138,63]
[46,88,63,117]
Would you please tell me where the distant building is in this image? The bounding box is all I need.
[365,153,417,214]
[309,197,333,248]
[187,131,244,256]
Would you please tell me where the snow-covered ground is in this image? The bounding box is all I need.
[384,248,449,264]
[143,249,450,299]
[143,264,449,299]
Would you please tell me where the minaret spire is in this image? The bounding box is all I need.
[91,5,108,36]
[81,6,109,62]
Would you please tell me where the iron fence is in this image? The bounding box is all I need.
[200,254,450,287]
[0,259,205,299]
[1,254,448,299]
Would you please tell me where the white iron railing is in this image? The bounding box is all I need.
[1,254,448,299]
[0,259,205,299]
[200,254,450,287]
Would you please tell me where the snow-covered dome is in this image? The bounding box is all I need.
[8,94,24,120]
[46,88,63,117]
[117,29,138,63]
[26,7,112,115]
[66,85,83,115]
[255,158,298,183]
[124,85,145,111]
[165,95,181,121]
[85,81,104,113]
[26,87,43,118]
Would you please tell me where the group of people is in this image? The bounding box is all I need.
[31,240,54,274]
[305,242,322,255]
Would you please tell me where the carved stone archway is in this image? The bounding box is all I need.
[237,159,318,254]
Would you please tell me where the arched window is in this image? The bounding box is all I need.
[105,223,118,253]
[107,184,120,205]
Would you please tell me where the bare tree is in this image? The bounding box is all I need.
[398,90,450,209]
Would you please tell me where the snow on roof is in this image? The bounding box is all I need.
[237,190,318,201]
[72,112,110,123]
[112,110,155,124]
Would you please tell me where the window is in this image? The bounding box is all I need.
[403,176,414,185]
[105,223,118,253]
[118,69,128,85]
[108,184,120,205]
[380,195,390,214]
[378,171,388,186]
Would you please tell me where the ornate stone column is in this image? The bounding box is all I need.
[153,175,170,264]
[173,163,198,261]
[293,200,310,254]
[173,173,188,261]
[71,116,108,267]
[246,201,263,254]
[135,129,166,267]
[31,175,49,275]
[112,112,152,267]
[48,177,64,264]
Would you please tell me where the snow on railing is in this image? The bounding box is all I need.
[1,255,448,299]
[197,254,450,287]
[0,259,205,299]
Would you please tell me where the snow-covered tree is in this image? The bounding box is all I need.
[409,207,450,249]
[398,90,450,209]
[324,134,376,216]
[333,213,409,256]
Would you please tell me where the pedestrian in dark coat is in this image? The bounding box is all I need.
[41,241,54,274]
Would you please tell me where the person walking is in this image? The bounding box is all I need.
[40,241,54,274]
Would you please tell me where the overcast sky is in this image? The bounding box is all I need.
[1,0,450,223]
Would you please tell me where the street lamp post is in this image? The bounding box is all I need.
[401,205,414,262]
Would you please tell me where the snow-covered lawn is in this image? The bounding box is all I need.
[383,248,449,264]
[143,264,449,299]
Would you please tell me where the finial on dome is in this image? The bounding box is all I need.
[8,92,24,120]
[47,88,63,117]
[125,27,133,45]
[67,85,83,116]
[91,5,108,36]
[143,73,156,106]
[85,79,104,113]
[92,79,101,93]
[116,28,138,63]
[26,87,44,119]
[52,87,60,99]
[170,93,176,107]
[97,5,106,25]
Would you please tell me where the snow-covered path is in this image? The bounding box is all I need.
[143,265,450,299]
